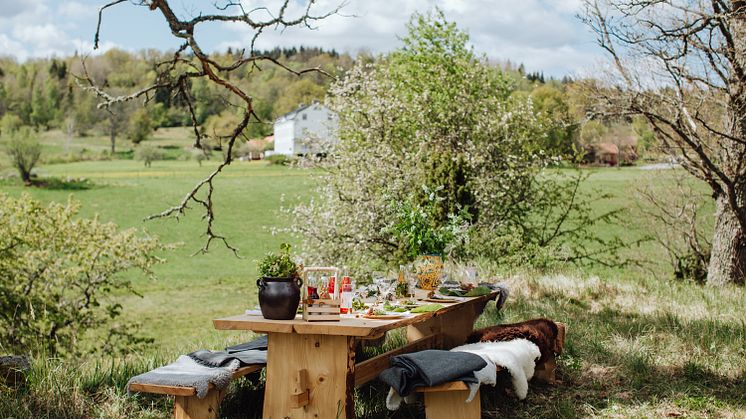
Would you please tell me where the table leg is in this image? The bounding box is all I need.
[263,333,356,419]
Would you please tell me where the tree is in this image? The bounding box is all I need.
[0,193,163,355]
[582,1,746,285]
[273,78,326,116]
[530,84,578,157]
[0,113,22,136]
[82,0,341,254]
[135,144,164,167]
[4,127,41,185]
[289,11,625,270]
[128,107,154,144]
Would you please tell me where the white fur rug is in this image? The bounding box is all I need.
[451,339,541,400]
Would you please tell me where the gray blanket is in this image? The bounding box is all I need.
[127,355,239,399]
[188,349,267,368]
[226,335,268,353]
[128,336,268,399]
[378,350,487,397]
[483,282,510,310]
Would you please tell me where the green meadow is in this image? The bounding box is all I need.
[0,130,743,418]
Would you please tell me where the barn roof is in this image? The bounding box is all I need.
[595,142,619,154]
[276,100,323,121]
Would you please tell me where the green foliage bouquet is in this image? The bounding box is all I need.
[389,187,470,261]
[257,243,300,278]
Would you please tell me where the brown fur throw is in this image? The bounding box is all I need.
[466,318,566,365]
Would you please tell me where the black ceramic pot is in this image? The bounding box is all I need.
[257,276,302,320]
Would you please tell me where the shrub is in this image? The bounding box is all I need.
[4,127,41,185]
[266,154,293,166]
[0,193,164,355]
[134,145,164,167]
[127,108,154,144]
[0,113,22,136]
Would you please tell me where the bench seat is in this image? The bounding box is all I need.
[129,364,264,419]
[415,352,560,419]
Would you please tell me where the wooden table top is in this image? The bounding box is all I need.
[213,291,498,338]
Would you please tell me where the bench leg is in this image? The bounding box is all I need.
[424,388,481,419]
[174,389,224,419]
[533,353,557,385]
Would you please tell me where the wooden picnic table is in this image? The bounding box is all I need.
[213,291,499,419]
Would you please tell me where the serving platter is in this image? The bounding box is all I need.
[362,313,408,320]
[422,297,459,303]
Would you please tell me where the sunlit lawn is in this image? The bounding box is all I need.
[0,158,313,350]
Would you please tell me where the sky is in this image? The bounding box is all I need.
[0,0,604,78]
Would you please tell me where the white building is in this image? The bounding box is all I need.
[272,101,338,156]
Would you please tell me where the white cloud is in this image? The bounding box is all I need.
[58,1,96,19]
[0,0,124,61]
[0,33,28,60]
[0,0,602,76]
[219,0,599,76]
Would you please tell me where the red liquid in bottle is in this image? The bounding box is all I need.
[328,276,336,295]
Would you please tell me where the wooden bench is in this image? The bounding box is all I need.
[415,353,561,419]
[415,376,488,419]
[128,364,264,419]
[415,356,561,419]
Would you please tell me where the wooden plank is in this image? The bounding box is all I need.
[213,292,499,338]
[307,307,341,313]
[415,366,504,394]
[262,333,356,419]
[231,364,264,378]
[129,382,197,397]
[354,334,437,387]
[128,365,263,397]
[213,315,296,333]
[416,381,469,392]
[406,295,492,349]
[305,315,341,322]
[423,388,481,419]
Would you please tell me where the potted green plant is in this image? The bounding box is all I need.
[256,243,302,320]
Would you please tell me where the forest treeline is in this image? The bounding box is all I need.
[0,47,654,161]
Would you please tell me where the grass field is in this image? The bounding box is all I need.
[1,131,744,418]
[1,157,314,350]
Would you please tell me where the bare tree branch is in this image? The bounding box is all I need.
[83,0,342,254]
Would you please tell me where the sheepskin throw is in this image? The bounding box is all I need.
[467,318,565,365]
[452,339,541,399]
[127,355,240,399]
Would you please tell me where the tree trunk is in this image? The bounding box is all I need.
[109,113,117,154]
[20,170,32,186]
[707,189,746,286]
[707,1,746,285]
